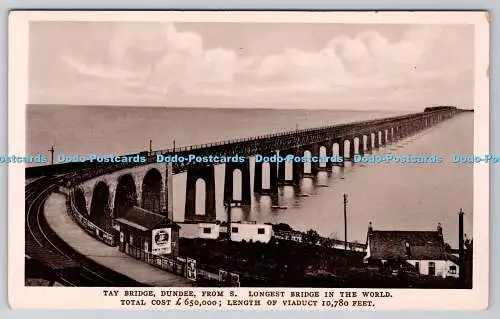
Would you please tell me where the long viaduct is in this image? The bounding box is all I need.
[51,107,462,236]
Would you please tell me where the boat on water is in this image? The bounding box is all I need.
[272,206,288,209]
[297,193,319,197]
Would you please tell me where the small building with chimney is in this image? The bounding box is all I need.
[115,206,181,259]
[364,222,459,278]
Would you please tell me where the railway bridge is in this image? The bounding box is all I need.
[45,107,462,237]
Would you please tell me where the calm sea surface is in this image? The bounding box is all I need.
[27,105,473,247]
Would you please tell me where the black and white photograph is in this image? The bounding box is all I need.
[8,11,489,310]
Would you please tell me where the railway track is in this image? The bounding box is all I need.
[25,176,147,287]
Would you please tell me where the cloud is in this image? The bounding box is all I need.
[61,55,148,81]
[32,23,474,109]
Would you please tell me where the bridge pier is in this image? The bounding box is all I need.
[357,136,365,156]
[185,166,216,222]
[335,139,345,165]
[346,138,353,160]
[266,161,279,194]
[278,148,304,185]
[309,143,320,176]
[366,134,373,153]
[254,153,279,195]
[165,163,174,220]
[351,138,356,159]
[403,125,409,138]
[278,149,288,183]
[254,159,262,193]
[224,159,251,205]
[293,148,304,184]
[321,141,334,171]
[159,190,166,213]
[396,126,403,140]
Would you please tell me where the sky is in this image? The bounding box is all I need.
[28,21,475,111]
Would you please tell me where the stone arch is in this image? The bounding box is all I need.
[74,187,88,215]
[332,142,340,157]
[318,145,327,167]
[303,149,312,173]
[89,181,112,230]
[113,174,137,219]
[141,168,163,213]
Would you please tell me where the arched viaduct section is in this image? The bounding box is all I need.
[76,163,169,225]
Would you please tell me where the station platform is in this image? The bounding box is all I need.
[43,192,193,287]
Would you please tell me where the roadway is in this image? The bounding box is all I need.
[25,175,147,287]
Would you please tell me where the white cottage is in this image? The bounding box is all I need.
[198,223,221,240]
[229,222,273,243]
[364,222,459,278]
[197,221,273,243]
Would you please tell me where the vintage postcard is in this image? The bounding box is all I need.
[7,11,489,310]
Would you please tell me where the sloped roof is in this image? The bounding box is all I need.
[368,230,446,260]
[115,206,180,231]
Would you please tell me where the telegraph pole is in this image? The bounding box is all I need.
[226,202,232,241]
[458,208,465,286]
[224,201,232,286]
[343,194,348,252]
[48,145,54,166]
[48,145,55,176]
[173,139,176,151]
[149,139,152,153]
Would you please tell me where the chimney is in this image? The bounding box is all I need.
[437,222,443,236]
[405,241,412,258]
[368,221,373,235]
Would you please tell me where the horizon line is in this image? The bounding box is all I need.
[27,103,464,112]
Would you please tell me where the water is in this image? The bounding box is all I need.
[27,105,473,248]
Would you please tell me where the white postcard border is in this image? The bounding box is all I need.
[7,10,490,310]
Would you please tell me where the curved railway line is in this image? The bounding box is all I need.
[24,175,147,287]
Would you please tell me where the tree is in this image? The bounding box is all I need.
[464,236,473,259]
[274,223,292,232]
[444,242,452,252]
[302,229,320,246]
